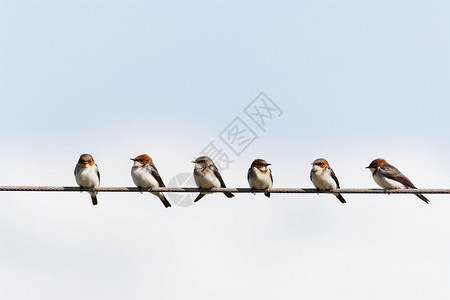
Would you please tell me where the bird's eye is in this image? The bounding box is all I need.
[198,160,205,163]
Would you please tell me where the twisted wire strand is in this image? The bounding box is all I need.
[0,186,449,194]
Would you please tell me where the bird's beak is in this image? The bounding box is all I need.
[266,163,272,166]
[191,160,196,163]
[130,158,135,161]
[365,166,369,169]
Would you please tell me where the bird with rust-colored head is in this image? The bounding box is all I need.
[366,158,429,204]
[74,153,100,206]
[247,159,273,197]
[131,154,171,208]
[310,158,346,204]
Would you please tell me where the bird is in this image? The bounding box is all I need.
[247,159,273,197]
[192,156,234,202]
[74,153,100,206]
[366,158,429,204]
[310,158,346,204]
[130,154,171,208]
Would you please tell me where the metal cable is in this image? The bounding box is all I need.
[0,186,449,194]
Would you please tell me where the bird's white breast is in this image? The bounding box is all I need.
[248,168,272,189]
[194,168,221,188]
[75,165,99,187]
[311,168,337,190]
[373,172,406,189]
[131,166,160,188]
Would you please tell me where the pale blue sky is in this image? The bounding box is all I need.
[1,1,450,299]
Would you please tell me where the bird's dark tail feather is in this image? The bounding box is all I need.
[91,195,98,206]
[224,192,234,198]
[160,194,171,208]
[335,193,346,204]
[194,193,206,202]
[415,193,430,204]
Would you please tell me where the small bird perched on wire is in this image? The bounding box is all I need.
[247,159,273,197]
[192,156,234,202]
[130,154,171,208]
[74,153,100,206]
[310,158,346,204]
[366,158,429,204]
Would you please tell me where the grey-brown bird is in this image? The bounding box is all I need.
[247,159,273,197]
[192,156,234,202]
